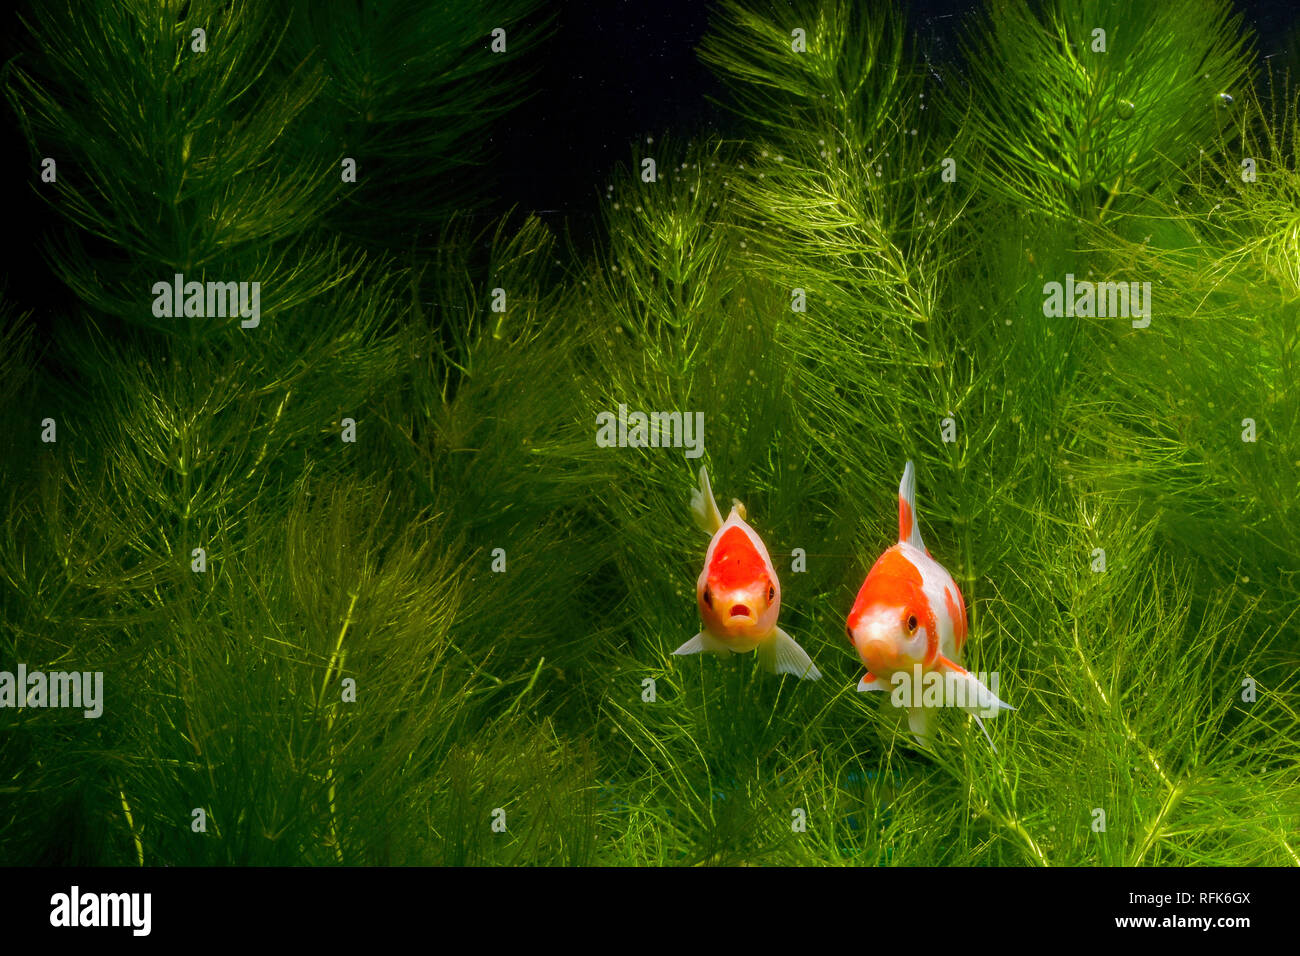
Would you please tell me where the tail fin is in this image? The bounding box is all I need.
[898,460,925,550]
[691,466,725,535]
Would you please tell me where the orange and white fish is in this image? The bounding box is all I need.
[846,461,1011,747]
[672,467,821,680]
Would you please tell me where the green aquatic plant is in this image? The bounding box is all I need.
[953,0,1253,222]
[5,0,342,341]
[282,0,552,252]
[1071,72,1300,629]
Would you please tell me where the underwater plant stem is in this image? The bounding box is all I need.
[321,591,358,864]
[501,657,545,719]
[1070,620,1173,789]
[1282,836,1300,866]
[1130,777,1187,866]
[1095,155,1135,224]
[321,591,358,706]
[248,389,292,477]
[971,792,1048,865]
[1096,176,1122,223]
[118,786,144,866]
[326,743,343,864]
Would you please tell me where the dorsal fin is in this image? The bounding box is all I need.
[691,466,725,535]
[898,460,925,550]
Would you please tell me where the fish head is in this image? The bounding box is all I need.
[698,516,779,639]
[846,548,934,675]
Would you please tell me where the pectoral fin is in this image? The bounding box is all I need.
[672,633,706,657]
[935,655,1014,714]
[758,627,821,680]
[673,632,732,658]
[857,672,891,693]
[934,655,1010,753]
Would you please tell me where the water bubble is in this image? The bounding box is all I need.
[1217,92,1234,107]
[1116,99,1135,119]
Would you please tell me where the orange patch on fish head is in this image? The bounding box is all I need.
[846,547,937,674]
[699,525,778,638]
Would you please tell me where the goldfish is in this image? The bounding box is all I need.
[672,467,821,680]
[846,461,1011,748]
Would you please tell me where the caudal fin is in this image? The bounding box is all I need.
[759,627,822,680]
[691,466,725,535]
[898,460,925,550]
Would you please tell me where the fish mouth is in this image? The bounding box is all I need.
[860,639,898,673]
[726,604,756,626]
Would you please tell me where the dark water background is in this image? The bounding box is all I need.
[493,0,1300,245]
[4,0,1299,313]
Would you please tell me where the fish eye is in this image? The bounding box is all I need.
[767,584,775,602]
[703,587,713,609]
[906,614,918,634]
